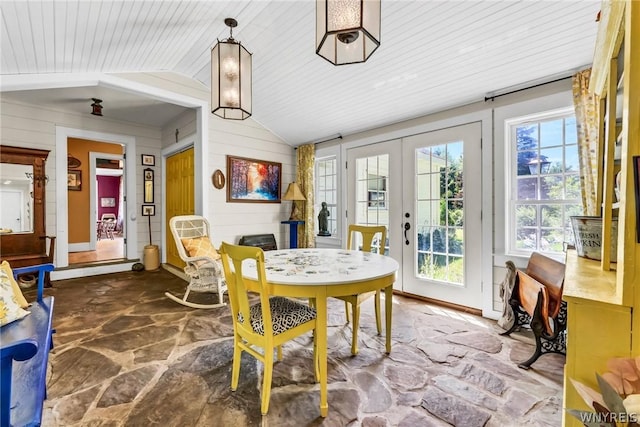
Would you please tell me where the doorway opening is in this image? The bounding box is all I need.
[67,138,126,266]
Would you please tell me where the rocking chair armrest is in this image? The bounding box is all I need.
[185,257,223,271]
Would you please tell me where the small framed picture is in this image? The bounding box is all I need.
[141,205,155,216]
[144,168,154,203]
[141,154,155,166]
[68,170,82,191]
[100,197,115,207]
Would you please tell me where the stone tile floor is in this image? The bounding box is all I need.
[29,268,565,426]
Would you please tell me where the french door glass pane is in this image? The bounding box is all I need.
[415,142,464,284]
[355,154,389,252]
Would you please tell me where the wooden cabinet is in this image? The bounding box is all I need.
[0,145,54,278]
[562,1,640,425]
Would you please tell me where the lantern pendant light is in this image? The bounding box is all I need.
[211,18,252,120]
[316,0,381,66]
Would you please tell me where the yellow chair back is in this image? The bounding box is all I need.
[347,224,387,254]
[219,242,274,339]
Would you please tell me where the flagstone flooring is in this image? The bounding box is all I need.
[31,268,564,426]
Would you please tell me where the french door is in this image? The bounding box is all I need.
[347,123,483,308]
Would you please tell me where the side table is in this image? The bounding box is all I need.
[280,220,304,249]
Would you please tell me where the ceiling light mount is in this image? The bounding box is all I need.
[337,31,359,44]
[316,0,381,66]
[91,98,103,116]
[211,17,252,120]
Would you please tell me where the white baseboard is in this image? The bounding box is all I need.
[68,242,91,252]
[51,262,134,280]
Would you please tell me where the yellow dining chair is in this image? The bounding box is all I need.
[219,242,318,415]
[336,224,387,355]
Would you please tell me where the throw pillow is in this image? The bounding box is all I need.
[0,268,30,326]
[181,237,221,260]
[0,261,29,308]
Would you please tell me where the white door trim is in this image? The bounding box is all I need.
[55,127,137,269]
[89,152,124,251]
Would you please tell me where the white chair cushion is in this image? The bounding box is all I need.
[240,296,316,336]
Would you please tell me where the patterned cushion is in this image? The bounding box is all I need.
[239,296,316,336]
[181,237,221,260]
[0,261,28,308]
[0,268,30,326]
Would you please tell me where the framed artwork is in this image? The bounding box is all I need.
[226,156,281,203]
[144,168,154,203]
[142,205,155,216]
[634,156,640,243]
[141,154,155,166]
[68,170,82,191]
[100,197,115,207]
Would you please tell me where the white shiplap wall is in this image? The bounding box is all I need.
[0,96,162,268]
[1,71,295,277]
[132,71,298,250]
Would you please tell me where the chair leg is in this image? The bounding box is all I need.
[261,348,274,415]
[231,341,242,391]
[374,291,382,335]
[277,345,283,361]
[351,303,360,355]
[344,301,351,323]
[313,329,319,383]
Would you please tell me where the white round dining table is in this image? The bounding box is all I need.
[241,248,399,417]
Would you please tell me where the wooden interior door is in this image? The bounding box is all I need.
[165,147,194,268]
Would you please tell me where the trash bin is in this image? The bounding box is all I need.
[143,244,160,271]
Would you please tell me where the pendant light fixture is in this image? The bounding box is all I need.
[211,18,252,120]
[316,0,381,66]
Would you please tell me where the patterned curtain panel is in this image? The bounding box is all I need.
[296,144,315,248]
[572,68,600,216]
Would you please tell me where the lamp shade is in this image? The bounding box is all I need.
[316,0,381,65]
[282,182,306,201]
[211,18,252,120]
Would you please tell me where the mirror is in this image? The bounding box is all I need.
[0,163,34,233]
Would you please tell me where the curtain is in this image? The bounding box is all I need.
[296,144,315,248]
[572,68,600,216]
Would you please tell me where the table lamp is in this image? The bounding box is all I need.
[282,182,306,220]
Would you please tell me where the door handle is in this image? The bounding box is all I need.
[404,222,411,245]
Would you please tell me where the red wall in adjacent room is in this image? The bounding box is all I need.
[97,176,120,219]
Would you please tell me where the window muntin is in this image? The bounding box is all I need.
[508,112,582,255]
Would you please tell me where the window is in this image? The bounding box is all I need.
[316,156,338,236]
[507,109,583,255]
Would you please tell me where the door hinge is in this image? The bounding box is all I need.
[345,161,348,169]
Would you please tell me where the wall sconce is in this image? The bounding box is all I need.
[282,182,306,221]
[316,0,381,65]
[211,18,252,120]
[91,98,103,116]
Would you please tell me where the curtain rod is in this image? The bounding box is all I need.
[484,75,572,102]
[314,134,342,145]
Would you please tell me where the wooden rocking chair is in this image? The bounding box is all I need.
[167,215,227,309]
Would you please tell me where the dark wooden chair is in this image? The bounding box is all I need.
[501,252,566,369]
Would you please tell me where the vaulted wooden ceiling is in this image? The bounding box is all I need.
[1,1,601,145]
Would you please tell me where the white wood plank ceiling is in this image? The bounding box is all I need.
[0,1,601,145]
